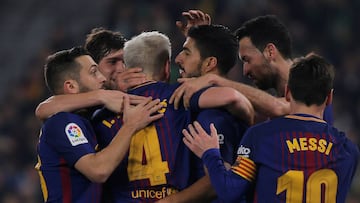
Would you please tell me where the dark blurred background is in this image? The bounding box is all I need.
[0,0,359,202]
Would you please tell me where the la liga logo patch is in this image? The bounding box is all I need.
[65,123,88,146]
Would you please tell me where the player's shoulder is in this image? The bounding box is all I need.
[43,112,86,128]
[152,82,182,99]
[250,117,278,129]
[46,112,78,122]
[329,126,358,151]
[151,81,181,92]
[244,117,285,138]
[129,81,180,97]
[329,126,360,161]
[41,112,90,141]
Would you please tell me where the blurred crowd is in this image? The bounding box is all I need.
[0,0,359,202]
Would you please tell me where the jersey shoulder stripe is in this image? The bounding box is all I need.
[231,156,256,182]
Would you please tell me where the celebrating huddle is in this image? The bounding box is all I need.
[34,10,359,203]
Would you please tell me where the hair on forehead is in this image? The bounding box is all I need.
[85,27,127,63]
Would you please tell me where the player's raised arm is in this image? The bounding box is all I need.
[176,9,211,37]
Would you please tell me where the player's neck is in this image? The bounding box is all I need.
[289,102,325,119]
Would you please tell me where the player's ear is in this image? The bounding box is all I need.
[64,80,79,94]
[263,43,276,60]
[202,56,217,74]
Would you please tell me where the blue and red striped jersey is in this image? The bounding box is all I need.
[92,81,205,203]
[36,112,101,203]
[203,113,359,202]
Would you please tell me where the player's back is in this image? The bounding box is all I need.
[93,81,204,203]
[242,114,359,202]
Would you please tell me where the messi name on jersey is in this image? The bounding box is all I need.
[285,133,333,155]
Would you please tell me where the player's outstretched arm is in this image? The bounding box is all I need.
[198,86,255,125]
[170,74,254,125]
[35,89,147,120]
[211,75,290,119]
[171,73,290,121]
[74,96,164,183]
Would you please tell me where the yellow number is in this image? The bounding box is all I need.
[276,169,337,203]
[127,124,169,186]
[276,170,304,202]
[306,169,337,203]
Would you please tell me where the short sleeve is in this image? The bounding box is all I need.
[189,86,214,113]
[43,112,96,166]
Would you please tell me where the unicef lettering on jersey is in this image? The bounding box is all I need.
[65,123,88,146]
[237,145,251,158]
[130,186,179,200]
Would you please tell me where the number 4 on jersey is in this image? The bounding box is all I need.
[127,124,169,186]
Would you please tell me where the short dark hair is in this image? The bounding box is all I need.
[85,27,127,63]
[288,54,335,106]
[44,46,89,95]
[188,24,239,75]
[235,15,292,59]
